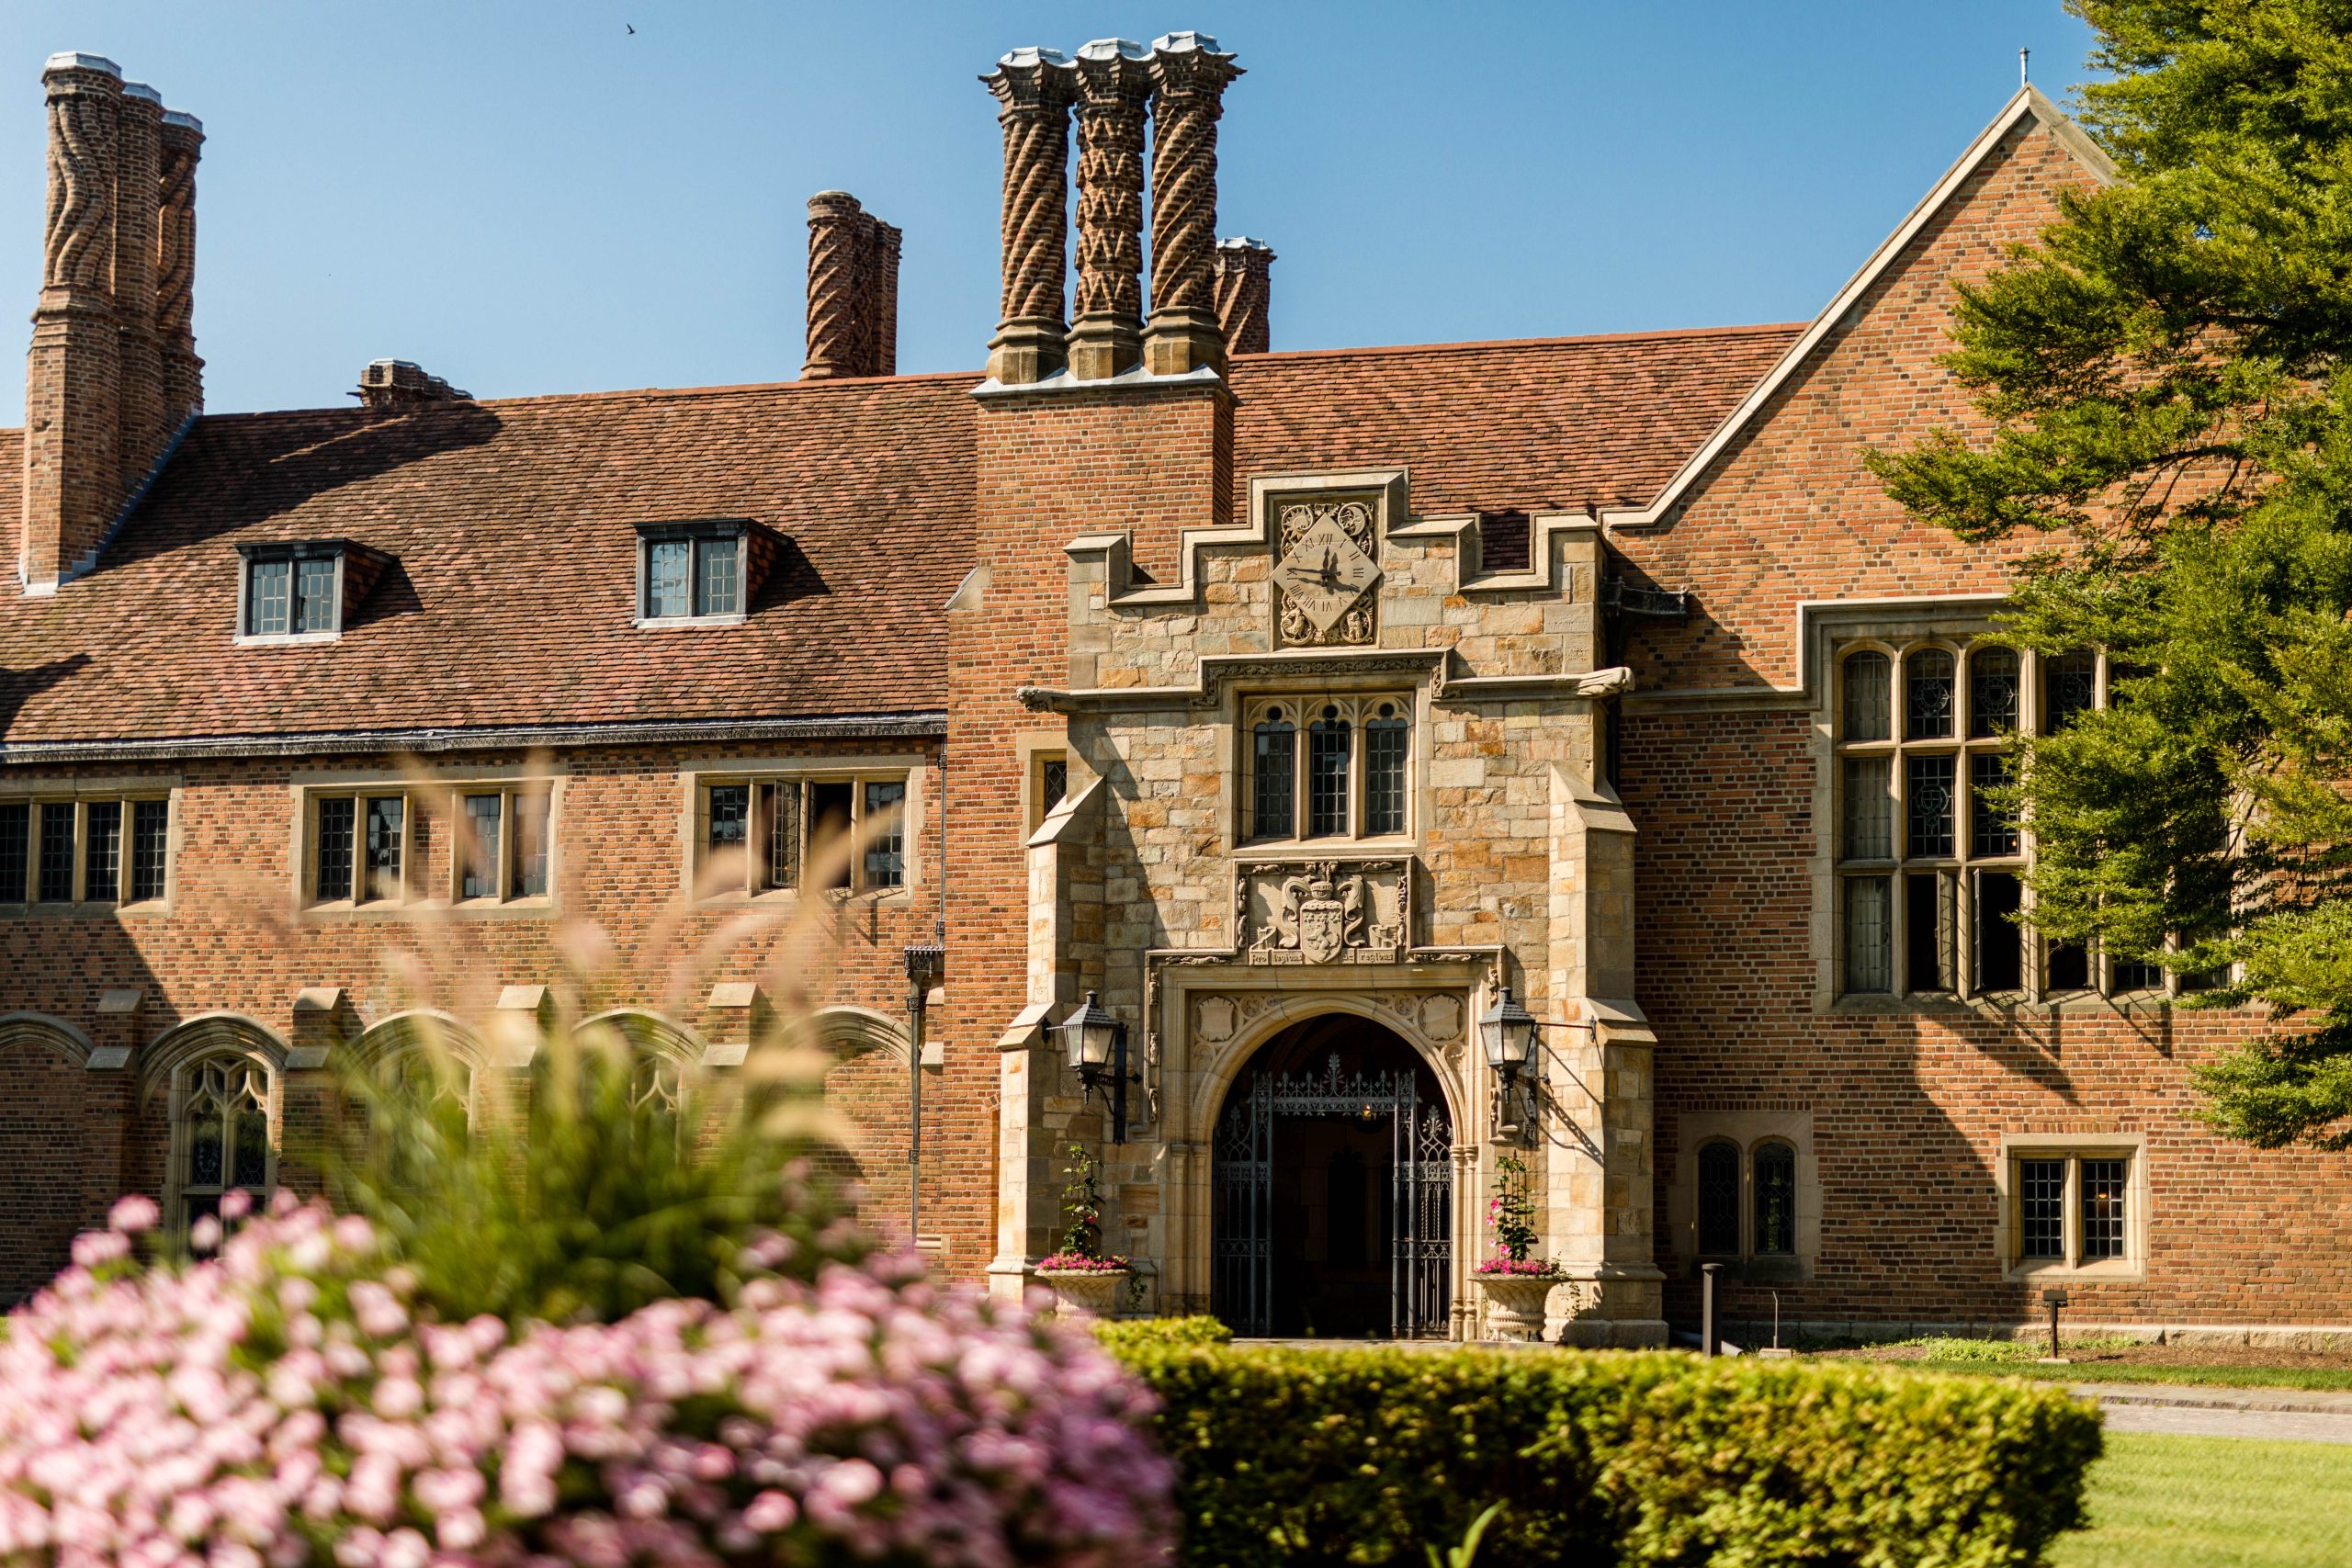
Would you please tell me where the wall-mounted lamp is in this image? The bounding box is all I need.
[1050,989,1138,1145]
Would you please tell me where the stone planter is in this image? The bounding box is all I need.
[1035,1269,1129,1318]
[1474,1272,1559,1343]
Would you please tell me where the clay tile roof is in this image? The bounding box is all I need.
[0,322,1799,749]
[0,375,978,745]
[1227,323,1804,515]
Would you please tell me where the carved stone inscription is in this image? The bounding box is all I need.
[1272,499,1379,647]
[1239,859,1408,964]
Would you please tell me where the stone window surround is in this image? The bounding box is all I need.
[1805,603,2186,1015]
[1238,690,1417,848]
[289,764,564,920]
[1018,734,1072,837]
[680,754,926,907]
[1993,1131,2149,1282]
[1665,1109,1818,1280]
[159,1045,280,1239]
[0,775,180,917]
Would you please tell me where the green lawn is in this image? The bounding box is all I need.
[2051,1433,2352,1567]
[1948,1361,2352,1393]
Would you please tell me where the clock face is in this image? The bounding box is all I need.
[1272,513,1381,634]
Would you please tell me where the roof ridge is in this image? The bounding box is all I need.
[1230,322,1809,366]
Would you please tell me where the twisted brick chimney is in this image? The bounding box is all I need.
[803,191,902,380]
[19,53,201,595]
[1212,237,1274,356]
[980,48,1077,386]
[1069,39,1149,380]
[1144,32,1241,378]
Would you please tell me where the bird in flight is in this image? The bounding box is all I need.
[626,23,636,33]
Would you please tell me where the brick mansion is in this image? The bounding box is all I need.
[3,37,2343,1344]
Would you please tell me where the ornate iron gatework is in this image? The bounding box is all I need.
[1211,1052,1453,1337]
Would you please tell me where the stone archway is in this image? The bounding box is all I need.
[1209,1013,1454,1338]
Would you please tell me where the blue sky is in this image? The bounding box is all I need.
[0,2,2099,423]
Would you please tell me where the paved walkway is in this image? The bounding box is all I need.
[2074,1383,2352,1445]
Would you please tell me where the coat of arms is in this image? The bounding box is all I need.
[1243,859,1406,964]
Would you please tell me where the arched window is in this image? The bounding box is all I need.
[1306,705,1351,837]
[1696,1140,1739,1256]
[1841,650,1891,742]
[1363,702,1409,837]
[179,1055,274,1229]
[1251,707,1295,840]
[1752,1142,1797,1257]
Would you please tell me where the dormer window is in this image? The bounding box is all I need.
[235,540,388,644]
[636,520,775,626]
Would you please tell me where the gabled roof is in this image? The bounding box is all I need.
[0,375,979,750]
[1600,85,2115,533]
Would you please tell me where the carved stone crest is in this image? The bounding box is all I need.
[1239,858,1408,964]
[1272,499,1379,647]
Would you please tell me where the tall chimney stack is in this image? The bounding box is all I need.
[1143,32,1241,378]
[21,52,124,594]
[1069,39,1149,380]
[156,108,204,421]
[980,48,1078,386]
[1213,237,1274,356]
[114,82,164,498]
[801,191,901,380]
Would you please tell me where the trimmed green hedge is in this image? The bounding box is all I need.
[1105,1341,2101,1567]
[1092,1314,1235,1351]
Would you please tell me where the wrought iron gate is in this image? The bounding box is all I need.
[1212,1053,1453,1337]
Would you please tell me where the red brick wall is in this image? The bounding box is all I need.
[1614,113,2352,1326]
[0,734,963,1291]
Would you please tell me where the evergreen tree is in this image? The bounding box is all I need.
[1870,0,2352,1148]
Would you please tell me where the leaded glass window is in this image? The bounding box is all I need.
[83,801,119,908]
[699,773,914,897]
[1845,875,1892,993]
[130,800,168,902]
[1364,703,1408,837]
[245,558,291,637]
[647,539,692,619]
[179,1055,274,1228]
[2080,1159,2128,1259]
[1842,651,1891,741]
[1307,705,1351,837]
[707,784,750,860]
[1971,754,2019,857]
[1753,1143,1797,1256]
[696,535,740,616]
[2019,1158,2065,1259]
[639,528,748,623]
[1970,648,2018,736]
[863,779,906,888]
[1252,710,1296,839]
[293,558,337,634]
[364,796,404,901]
[2044,652,2097,731]
[1842,759,1892,859]
[0,802,29,903]
[2112,956,2163,993]
[1696,1142,1739,1255]
[314,797,355,901]
[1905,648,1956,739]
[38,804,74,903]
[1976,870,2023,991]
[512,793,550,898]
[461,794,503,900]
[1905,754,1956,857]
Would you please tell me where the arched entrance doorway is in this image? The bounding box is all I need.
[1211,1015,1453,1337]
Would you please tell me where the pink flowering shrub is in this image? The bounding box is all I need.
[0,1194,1173,1568]
[1470,1257,1560,1278]
[1032,1256,1128,1275]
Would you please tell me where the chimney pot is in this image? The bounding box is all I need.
[356,357,470,410]
[1069,39,1151,379]
[802,191,899,379]
[42,51,121,78]
[1213,236,1275,356]
[1144,34,1242,378]
[980,48,1079,384]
